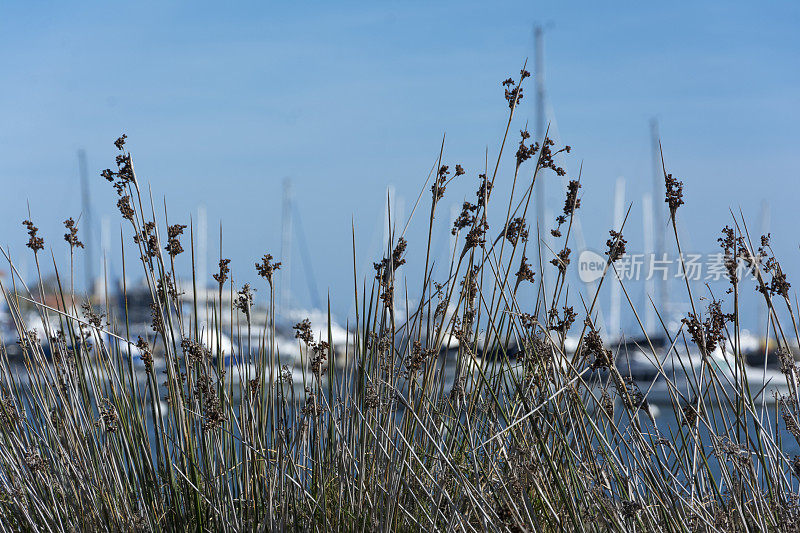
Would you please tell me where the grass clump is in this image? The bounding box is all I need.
[1,65,800,532]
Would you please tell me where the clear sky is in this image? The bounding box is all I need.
[1,1,798,329]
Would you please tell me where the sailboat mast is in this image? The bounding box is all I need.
[535,25,548,291]
[650,119,666,317]
[280,178,293,317]
[78,149,95,292]
[609,177,625,338]
[197,205,207,296]
[642,193,656,334]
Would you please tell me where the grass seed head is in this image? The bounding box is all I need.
[665,172,684,217]
[255,253,281,287]
[605,230,627,262]
[63,218,84,249]
[213,258,231,285]
[22,219,44,253]
[165,223,187,256]
[293,319,313,345]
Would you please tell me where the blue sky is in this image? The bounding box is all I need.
[1,1,798,329]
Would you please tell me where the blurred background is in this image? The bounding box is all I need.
[0,0,798,333]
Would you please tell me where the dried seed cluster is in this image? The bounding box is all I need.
[606,230,627,262]
[136,336,154,374]
[502,68,529,108]
[552,179,582,237]
[516,129,539,168]
[63,218,84,249]
[585,325,613,370]
[515,254,535,288]
[503,217,528,245]
[213,258,231,285]
[682,300,732,354]
[165,224,187,257]
[548,305,576,335]
[664,172,684,217]
[195,375,225,431]
[374,238,408,307]
[550,248,571,273]
[133,221,159,259]
[235,283,254,322]
[404,340,435,378]
[255,253,281,287]
[22,219,44,253]
[102,135,137,220]
[181,337,210,365]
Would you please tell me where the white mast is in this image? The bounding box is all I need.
[280,179,293,317]
[642,193,655,334]
[609,177,625,338]
[650,119,666,317]
[534,25,549,293]
[77,149,95,292]
[197,205,207,296]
